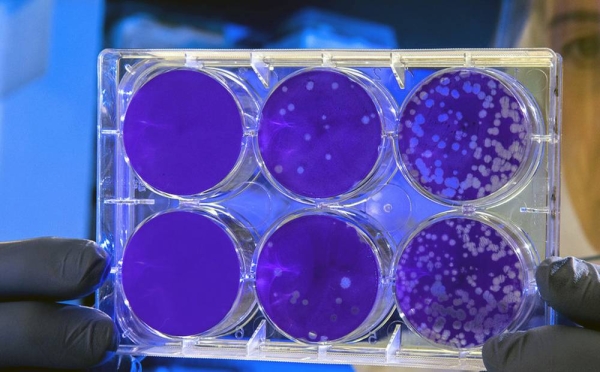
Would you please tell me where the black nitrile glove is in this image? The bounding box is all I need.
[0,237,118,370]
[483,256,600,372]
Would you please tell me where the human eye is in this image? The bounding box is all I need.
[561,33,600,68]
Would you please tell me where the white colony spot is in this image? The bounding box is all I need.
[435,85,450,96]
[362,115,370,124]
[488,127,499,135]
[274,165,283,174]
[445,177,459,189]
[282,86,288,92]
[410,138,419,148]
[287,103,295,111]
[290,290,300,304]
[331,82,339,90]
[442,330,451,341]
[440,77,450,85]
[302,299,309,306]
[325,153,332,160]
[324,124,331,130]
[308,332,318,340]
[279,108,286,116]
[412,123,424,137]
[433,317,446,333]
[510,123,523,133]
[410,109,416,115]
[370,113,376,118]
[335,297,343,304]
[452,143,460,151]
[442,188,456,198]
[306,81,314,91]
[426,99,434,108]
[322,114,327,120]
[462,81,472,93]
[297,166,305,174]
[340,276,352,289]
[304,133,311,141]
[415,158,430,177]
[267,241,274,248]
[420,91,429,100]
[479,110,487,118]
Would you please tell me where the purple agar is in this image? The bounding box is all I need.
[255,213,381,343]
[258,69,383,199]
[122,210,242,337]
[395,217,526,349]
[397,68,533,202]
[123,69,244,196]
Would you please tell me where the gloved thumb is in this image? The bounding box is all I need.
[0,302,118,369]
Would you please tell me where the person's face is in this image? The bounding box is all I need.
[548,0,600,248]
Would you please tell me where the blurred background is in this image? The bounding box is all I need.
[3,0,600,371]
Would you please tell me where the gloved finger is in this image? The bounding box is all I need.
[482,325,600,372]
[0,237,110,301]
[536,256,600,330]
[0,301,118,369]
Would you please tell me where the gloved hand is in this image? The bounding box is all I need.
[0,237,118,370]
[483,256,600,372]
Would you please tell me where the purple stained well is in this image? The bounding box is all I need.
[395,217,525,349]
[122,211,241,337]
[123,69,244,196]
[398,68,532,202]
[255,214,381,343]
[258,69,382,199]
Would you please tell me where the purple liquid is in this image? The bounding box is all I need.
[258,69,382,199]
[122,211,241,337]
[395,217,525,348]
[255,214,380,342]
[398,69,531,202]
[123,69,243,196]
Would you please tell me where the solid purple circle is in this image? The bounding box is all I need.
[395,217,525,349]
[123,69,244,196]
[255,214,380,342]
[398,68,532,202]
[122,211,241,337]
[258,69,382,199]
